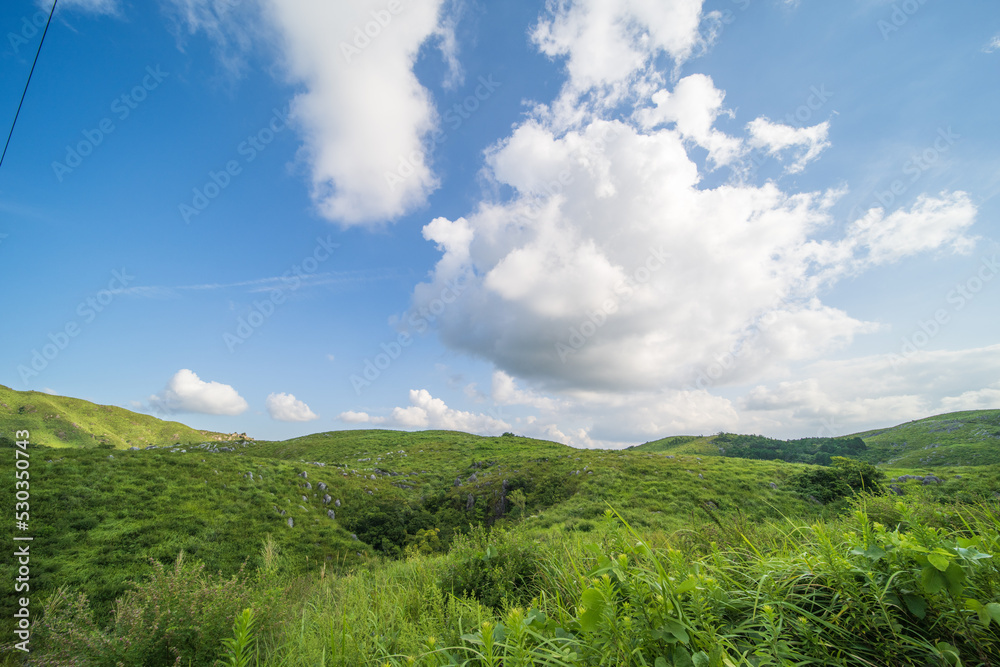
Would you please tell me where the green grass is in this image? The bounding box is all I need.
[0,384,230,449]
[853,409,1000,467]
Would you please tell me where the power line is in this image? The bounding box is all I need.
[0,0,59,171]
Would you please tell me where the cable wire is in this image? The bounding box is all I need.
[0,0,59,171]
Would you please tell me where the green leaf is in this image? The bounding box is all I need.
[921,566,946,595]
[691,651,711,667]
[674,577,697,595]
[927,552,950,572]
[664,619,689,644]
[672,646,694,667]
[943,563,966,597]
[904,594,927,619]
[986,602,1000,625]
[655,658,668,667]
[578,588,606,633]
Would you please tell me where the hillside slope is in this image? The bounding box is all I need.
[853,409,1000,467]
[0,384,231,448]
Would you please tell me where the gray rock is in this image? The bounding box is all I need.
[454,477,462,487]
[107,454,114,459]
[350,533,358,540]
[323,494,332,504]
[298,471,308,479]
[327,509,336,520]
[769,482,778,490]
[302,495,308,502]
[698,474,704,479]
[370,474,377,481]
[466,493,475,510]
[287,517,294,528]
[304,481,312,489]
[335,499,341,507]
[922,475,942,485]
[318,482,327,491]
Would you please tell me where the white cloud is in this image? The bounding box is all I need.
[941,383,1000,411]
[747,117,831,174]
[338,389,509,434]
[531,0,706,92]
[406,0,979,400]
[844,191,978,266]
[265,392,319,422]
[338,410,373,424]
[984,34,1000,54]
[264,0,448,225]
[172,0,454,225]
[149,369,248,416]
[637,73,741,167]
[49,0,119,15]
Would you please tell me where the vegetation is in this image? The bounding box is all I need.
[1,390,998,665]
[0,384,230,449]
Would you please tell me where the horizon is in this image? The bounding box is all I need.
[2,0,998,447]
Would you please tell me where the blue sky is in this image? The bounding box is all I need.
[1,0,998,447]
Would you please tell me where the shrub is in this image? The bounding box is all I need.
[440,526,543,609]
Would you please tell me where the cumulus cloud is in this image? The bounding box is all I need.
[337,389,509,434]
[405,0,979,399]
[149,369,248,416]
[172,0,455,225]
[264,0,449,224]
[531,0,706,92]
[265,392,319,422]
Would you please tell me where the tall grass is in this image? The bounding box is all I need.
[18,496,1000,666]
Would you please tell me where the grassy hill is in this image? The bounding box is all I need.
[632,410,1000,469]
[3,391,1000,665]
[0,384,232,449]
[852,409,1000,467]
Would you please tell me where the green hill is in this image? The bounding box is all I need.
[853,409,1000,467]
[632,410,1000,468]
[0,384,232,449]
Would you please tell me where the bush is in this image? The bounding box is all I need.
[440,526,543,609]
[27,550,285,667]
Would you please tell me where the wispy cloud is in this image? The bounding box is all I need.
[984,34,1000,54]
[113,268,409,299]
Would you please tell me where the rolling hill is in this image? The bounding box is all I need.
[633,409,1000,468]
[0,384,233,449]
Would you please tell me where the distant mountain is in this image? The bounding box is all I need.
[0,384,232,448]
